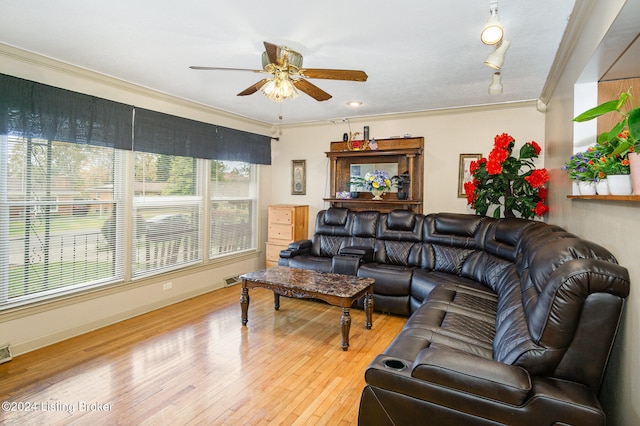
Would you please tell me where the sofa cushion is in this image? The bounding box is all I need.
[387,209,416,231]
[324,207,349,226]
[358,263,413,296]
[287,255,332,272]
[310,208,353,257]
[377,212,423,242]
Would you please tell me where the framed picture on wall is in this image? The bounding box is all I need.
[291,159,306,195]
[458,154,482,198]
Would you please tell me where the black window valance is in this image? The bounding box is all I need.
[0,73,133,150]
[1,73,272,165]
[133,108,271,165]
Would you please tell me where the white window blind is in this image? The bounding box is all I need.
[1,136,125,306]
[210,160,256,258]
[132,153,202,278]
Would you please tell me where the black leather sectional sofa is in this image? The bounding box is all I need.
[278,208,630,425]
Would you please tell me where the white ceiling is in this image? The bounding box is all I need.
[0,0,577,125]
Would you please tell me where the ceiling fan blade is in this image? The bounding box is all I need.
[263,41,279,65]
[237,79,271,96]
[189,66,264,73]
[300,69,368,82]
[293,79,332,101]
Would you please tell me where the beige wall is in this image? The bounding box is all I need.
[544,0,639,424]
[270,103,545,227]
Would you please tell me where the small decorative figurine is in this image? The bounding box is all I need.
[369,138,378,151]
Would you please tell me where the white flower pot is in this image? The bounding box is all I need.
[607,174,632,195]
[595,179,610,195]
[578,181,596,195]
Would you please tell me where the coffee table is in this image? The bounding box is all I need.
[239,266,374,351]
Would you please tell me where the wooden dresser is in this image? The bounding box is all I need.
[265,204,309,268]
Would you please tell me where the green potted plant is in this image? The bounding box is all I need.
[562,149,599,194]
[391,171,411,200]
[573,87,640,194]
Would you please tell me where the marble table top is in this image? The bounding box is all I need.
[240,266,374,298]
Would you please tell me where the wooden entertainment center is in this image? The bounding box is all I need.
[324,137,424,213]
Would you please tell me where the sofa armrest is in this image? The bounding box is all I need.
[279,239,311,258]
[411,347,531,405]
[338,246,374,263]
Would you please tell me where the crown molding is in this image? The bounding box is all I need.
[0,43,272,132]
[539,0,598,104]
[279,99,539,130]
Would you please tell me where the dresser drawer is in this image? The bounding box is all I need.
[266,242,288,262]
[268,223,293,241]
[269,207,293,224]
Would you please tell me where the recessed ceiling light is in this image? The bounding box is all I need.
[347,101,363,107]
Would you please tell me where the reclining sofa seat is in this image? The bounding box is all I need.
[282,207,354,272]
[356,210,424,316]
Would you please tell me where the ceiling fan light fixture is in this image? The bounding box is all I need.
[488,72,503,94]
[481,2,504,45]
[260,76,298,102]
[484,39,510,70]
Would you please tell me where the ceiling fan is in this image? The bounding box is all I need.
[190,41,368,102]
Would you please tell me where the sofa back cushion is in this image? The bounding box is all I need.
[311,208,353,257]
[421,213,490,273]
[375,211,423,266]
[493,225,630,392]
[346,210,379,249]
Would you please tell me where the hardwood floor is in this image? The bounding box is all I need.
[0,285,406,425]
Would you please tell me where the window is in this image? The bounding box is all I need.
[210,160,257,258]
[1,74,269,310]
[132,153,202,278]
[1,136,125,305]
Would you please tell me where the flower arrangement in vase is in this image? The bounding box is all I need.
[364,170,392,200]
[464,133,549,219]
[573,87,640,194]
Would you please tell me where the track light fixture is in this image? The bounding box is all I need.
[485,40,510,70]
[481,2,504,45]
[488,72,503,94]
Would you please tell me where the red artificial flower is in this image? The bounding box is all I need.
[494,133,514,149]
[538,187,547,202]
[464,181,476,204]
[533,201,549,216]
[524,168,549,188]
[489,147,509,164]
[621,159,630,166]
[486,160,503,175]
[469,160,479,175]
[528,141,541,155]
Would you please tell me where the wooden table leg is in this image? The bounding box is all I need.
[364,287,374,330]
[273,291,280,310]
[240,285,250,326]
[340,307,351,351]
